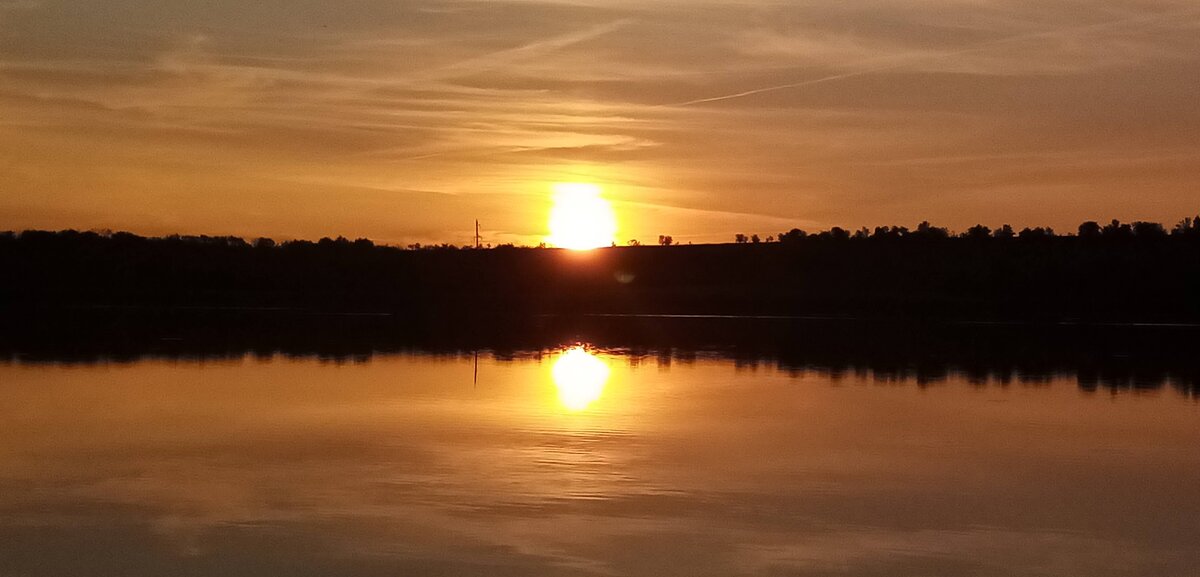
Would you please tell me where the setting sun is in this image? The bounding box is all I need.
[546,183,617,250]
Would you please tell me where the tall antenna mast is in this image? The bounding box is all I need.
[475,219,481,249]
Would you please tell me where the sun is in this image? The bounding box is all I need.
[546,183,617,250]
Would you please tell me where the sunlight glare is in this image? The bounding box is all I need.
[551,347,610,411]
[547,183,617,250]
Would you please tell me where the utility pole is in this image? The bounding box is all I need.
[475,220,481,249]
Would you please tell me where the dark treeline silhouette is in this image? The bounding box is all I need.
[2,215,1199,320]
[2,310,1197,397]
[759,215,1200,243]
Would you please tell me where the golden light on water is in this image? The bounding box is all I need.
[546,183,617,250]
[551,347,610,411]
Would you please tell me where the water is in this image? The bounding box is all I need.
[1,343,1198,576]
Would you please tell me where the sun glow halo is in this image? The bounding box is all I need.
[547,183,617,250]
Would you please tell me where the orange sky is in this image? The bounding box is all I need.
[2,0,1199,246]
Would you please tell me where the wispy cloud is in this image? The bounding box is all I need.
[0,0,40,11]
[669,6,1200,107]
[2,0,1199,241]
[435,19,631,77]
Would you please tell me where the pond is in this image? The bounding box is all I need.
[1,319,1198,576]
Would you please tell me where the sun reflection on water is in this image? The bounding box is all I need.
[551,347,610,411]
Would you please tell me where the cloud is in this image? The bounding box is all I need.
[670,5,1200,107]
[434,19,631,77]
[0,0,39,11]
[2,0,1200,241]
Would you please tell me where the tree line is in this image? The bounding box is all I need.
[2,213,1198,320]
[731,216,1200,244]
[5,214,1195,254]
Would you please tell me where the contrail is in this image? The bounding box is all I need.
[669,7,1200,108]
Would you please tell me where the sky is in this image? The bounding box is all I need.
[1,0,1198,246]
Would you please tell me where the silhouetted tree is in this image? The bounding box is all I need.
[1018,227,1054,240]
[914,221,949,240]
[1132,221,1167,238]
[1102,219,1133,239]
[869,226,909,241]
[628,239,641,246]
[658,235,673,246]
[964,225,991,240]
[1078,221,1102,239]
[734,234,748,244]
[1173,216,1200,237]
[994,225,1015,239]
[751,234,761,244]
[778,228,807,243]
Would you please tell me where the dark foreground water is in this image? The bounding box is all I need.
[1,320,1199,576]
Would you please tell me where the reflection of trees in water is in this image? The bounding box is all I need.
[625,349,1199,398]
[4,312,1197,398]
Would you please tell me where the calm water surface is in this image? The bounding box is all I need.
[2,347,1198,576]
